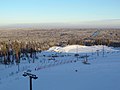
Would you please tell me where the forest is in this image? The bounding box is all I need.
[0,28,120,66]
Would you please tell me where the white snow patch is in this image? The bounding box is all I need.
[48,45,116,53]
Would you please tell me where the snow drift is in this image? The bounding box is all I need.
[48,45,115,53]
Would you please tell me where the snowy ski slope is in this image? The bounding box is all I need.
[0,45,120,90]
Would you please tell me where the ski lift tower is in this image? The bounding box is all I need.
[23,72,38,90]
[75,35,79,61]
[102,35,105,57]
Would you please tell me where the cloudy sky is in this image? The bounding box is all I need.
[0,0,120,25]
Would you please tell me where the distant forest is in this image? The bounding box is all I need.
[0,29,120,48]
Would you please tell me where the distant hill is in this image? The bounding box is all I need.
[0,19,120,30]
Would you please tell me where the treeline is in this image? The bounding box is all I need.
[0,40,42,65]
[57,38,111,47]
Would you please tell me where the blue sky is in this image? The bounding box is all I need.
[0,0,120,25]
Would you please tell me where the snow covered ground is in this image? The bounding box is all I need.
[0,45,120,90]
[48,45,116,53]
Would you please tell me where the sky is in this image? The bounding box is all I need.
[0,0,120,25]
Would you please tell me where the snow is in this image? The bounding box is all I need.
[0,45,120,90]
[48,45,116,53]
